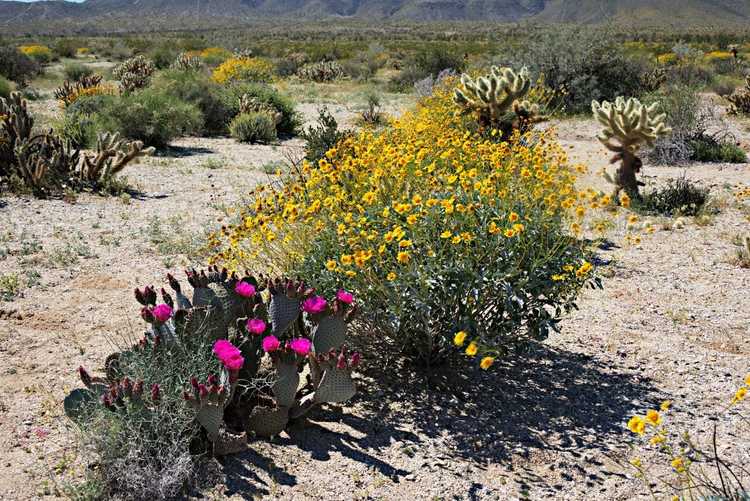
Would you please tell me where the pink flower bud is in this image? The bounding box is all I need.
[190,377,199,389]
[262,335,280,353]
[349,352,361,367]
[207,374,218,386]
[246,318,267,335]
[198,384,208,399]
[150,383,160,402]
[337,352,347,369]
[141,306,155,323]
[183,390,192,401]
[133,380,144,398]
[234,281,256,298]
[336,289,354,305]
[78,366,92,387]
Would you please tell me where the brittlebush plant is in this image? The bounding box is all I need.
[212,57,275,85]
[209,84,608,367]
[625,375,750,500]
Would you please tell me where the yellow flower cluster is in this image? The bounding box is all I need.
[210,84,609,360]
[705,50,734,61]
[60,83,118,108]
[212,57,275,84]
[18,44,52,62]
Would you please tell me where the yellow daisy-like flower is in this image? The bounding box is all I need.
[451,235,462,244]
[440,230,452,239]
[508,212,520,223]
[453,331,467,346]
[325,260,337,271]
[345,270,357,278]
[629,457,642,468]
[732,386,748,404]
[645,409,661,426]
[551,274,566,281]
[341,254,353,265]
[479,356,495,370]
[362,191,377,204]
[650,435,665,446]
[627,416,646,435]
[745,374,750,386]
[465,342,478,356]
[671,457,686,473]
[660,400,672,411]
[387,271,397,281]
[397,251,410,264]
[488,222,500,235]
[620,193,631,208]
[399,239,413,248]
[504,228,516,238]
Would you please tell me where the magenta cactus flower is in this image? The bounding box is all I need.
[336,289,354,304]
[234,280,256,298]
[290,338,312,357]
[350,352,361,367]
[213,339,245,372]
[246,318,267,335]
[261,335,280,353]
[302,295,328,314]
[152,304,173,323]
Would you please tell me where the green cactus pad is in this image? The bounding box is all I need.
[314,367,356,404]
[247,406,289,438]
[312,315,347,354]
[64,384,107,421]
[196,404,224,441]
[269,293,300,336]
[273,361,300,407]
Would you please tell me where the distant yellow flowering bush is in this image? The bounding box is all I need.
[657,53,677,65]
[19,44,52,63]
[626,375,750,499]
[210,83,609,366]
[212,57,274,84]
[61,83,117,108]
[76,47,90,56]
[705,50,734,62]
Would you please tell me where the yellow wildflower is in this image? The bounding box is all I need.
[397,251,410,264]
[465,342,478,356]
[479,356,495,370]
[627,416,646,435]
[454,331,467,346]
[645,409,661,426]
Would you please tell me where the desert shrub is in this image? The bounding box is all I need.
[55,76,118,108]
[634,178,709,216]
[63,62,93,81]
[212,57,274,84]
[297,60,345,82]
[197,47,232,66]
[113,55,156,92]
[645,85,743,164]
[57,110,97,148]
[275,52,307,77]
[512,28,649,114]
[18,44,52,64]
[91,89,203,147]
[209,86,602,367]
[229,112,277,143]
[0,76,13,100]
[0,45,40,84]
[414,69,456,97]
[688,136,747,163]
[221,82,300,136]
[414,47,466,79]
[728,75,750,115]
[170,52,204,72]
[388,65,426,92]
[152,69,231,135]
[301,106,351,165]
[148,44,179,69]
[53,38,78,59]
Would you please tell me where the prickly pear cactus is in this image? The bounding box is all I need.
[247,406,290,438]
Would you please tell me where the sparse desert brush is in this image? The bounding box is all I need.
[208,77,619,367]
[64,270,361,498]
[212,57,275,84]
[624,374,750,500]
[229,111,277,143]
[18,44,52,63]
[197,46,233,66]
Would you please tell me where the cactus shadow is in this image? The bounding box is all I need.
[349,340,659,465]
[219,447,297,499]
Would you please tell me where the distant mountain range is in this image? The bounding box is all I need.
[2,0,749,28]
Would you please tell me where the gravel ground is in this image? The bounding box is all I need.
[0,106,748,500]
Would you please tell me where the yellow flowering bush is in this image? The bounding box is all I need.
[626,375,750,499]
[19,44,52,63]
[210,82,607,366]
[61,83,118,108]
[194,47,232,66]
[212,57,274,85]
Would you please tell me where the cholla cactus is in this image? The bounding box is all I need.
[76,132,154,184]
[170,52,203,72]
[728,76,750,115]
[297,61,345,82]
[453,66,546,137]
[238,94,282,126]
[113,55,155,92]
[592,97,671,201]
[54,74,105,107]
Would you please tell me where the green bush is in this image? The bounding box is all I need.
[229,112,277,143]
[513,27,649,114]
[148,44,179,69]
[222,82,300,136]
[63,62,93,82]
[414,47,466,78]
[301,106,351,165]
[53,38,78,59]
[152,69,231,135]
[635,178,709,216]
[0,46,39,84]
[688,137,747,163]
[0,75,13,100]
[91,89,203,147]
[57,110,98,148]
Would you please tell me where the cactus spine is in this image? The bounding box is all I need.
[592,97,671,201]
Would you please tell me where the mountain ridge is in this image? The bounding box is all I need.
[1,0,749,27]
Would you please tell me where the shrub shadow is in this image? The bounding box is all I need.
[157,145,214,158]
[346,338,658,465]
